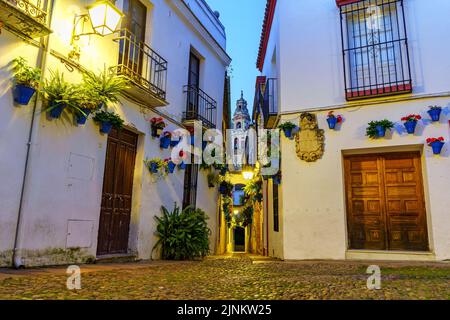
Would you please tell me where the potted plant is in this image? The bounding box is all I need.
[178,161,187,170]
[427,106,442,122]
[160,131,172,149]
[72,84,102,125]
[219,180,233,196]
[207,172,218,188]
[278,121,297,138]
[92,110,124,134]
[170,132,180,147]
[401,114,421,134]
[366,119,395,138]
[145,158,165,174]
[11,57,41,105]
[326,111,343,130]
[213,163,227,176]
[149,117,166,137]
[165,158,177,174]
[427,137,445,155]
[82,67,129,109]
[41,70,77,119]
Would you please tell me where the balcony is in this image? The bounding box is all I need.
[112,29,168,107]
[182,85,217,129]
[262,78,278,128]
[0,0,51,38]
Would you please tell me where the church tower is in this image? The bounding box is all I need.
[232,91,251,130]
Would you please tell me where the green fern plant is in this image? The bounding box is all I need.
[83,67,129,107]
[12,57,41,89]
[152,204,211,260]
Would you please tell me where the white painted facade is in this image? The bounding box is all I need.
[257,0,450,261]
[0,0,230,267]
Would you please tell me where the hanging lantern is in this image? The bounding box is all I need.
[88,0,123,36]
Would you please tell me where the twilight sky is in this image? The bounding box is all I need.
[206,0,266,116]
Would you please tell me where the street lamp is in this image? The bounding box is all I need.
[69,0,124,60]
[242,164,254,180]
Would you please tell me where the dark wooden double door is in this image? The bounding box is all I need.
[97,128,138,256]
[344,152,429,251]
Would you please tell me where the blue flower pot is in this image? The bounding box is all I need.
[220,167,227,176]
[13,84,36,105]
[431,141,444,155]
[76,108,91,125]
[219,185,228,195]
[178,162,186,170]
[190,136,195,145]
[202,141,208,150]
[150,162,159,173]
[160,136,171,149]
[100,121,113,134]
[376,125,386,137]
[327,117,338,129]
[404,121,417,134]
[428,108,442,122]
[167,161,176,173]
[282,127,293,138]
[170,139,180,147]
[49,102,66,119]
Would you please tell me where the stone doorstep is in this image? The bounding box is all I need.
[95,254,139,264]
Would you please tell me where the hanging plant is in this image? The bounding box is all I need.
[92,110,124,134]
[222,196,233,226]
[326,111,343,130]
[149,117,166,137]
[214,163,227,176]
[160,131,172,149]
[244,178,263,203]
[41,70,82,119]
[427,137,445,155]
[278,121,297,139]
[401,114,421,134]
[366,119,394,139]
[170,131,181,147]
[165,158,177,174]
[11,57,41,105]
[145,158,167,174]
[207,172,218,188]
[219,180,233,196]
[241,206,254,228]
[427,106,442,122]
[72,83,103,125]
[82,67,129,109]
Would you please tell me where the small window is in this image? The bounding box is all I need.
[340,0,412,100]
[233,184,245,207]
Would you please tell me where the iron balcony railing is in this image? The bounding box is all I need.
[183,85,217,129]
[113,28,168,101]
[262,78,278,128]
[0,0,51,38]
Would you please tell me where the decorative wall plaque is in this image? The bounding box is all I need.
[295,113,324,162]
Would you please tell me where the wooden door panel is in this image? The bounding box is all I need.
[97,128,138,256]
[345,156,386,250]
[345,152,429,252]
[383,153,428,251]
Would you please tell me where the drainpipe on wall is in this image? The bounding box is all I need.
[12,0,55,269]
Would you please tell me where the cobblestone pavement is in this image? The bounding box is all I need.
[0,255,448,300]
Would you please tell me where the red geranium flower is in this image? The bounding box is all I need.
[402,114,421,122]
[427,137,445,145]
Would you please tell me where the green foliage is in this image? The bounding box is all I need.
[83,67,129,107]
[366,119,395,138]
[73,83,103,111]
[12,57,41,89]
[207,172,218,187]
[144,158,168,175]
[219,180,234,196]
[42,70,86,115]
[93,110,124,129]
[222,196,233,226]
[244,178,263,203]
[152,204,211,260]
[278,121,297,131]
[241,206,254,227]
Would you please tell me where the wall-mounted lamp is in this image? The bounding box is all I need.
[69,0,124,60]
[242,164,255,180]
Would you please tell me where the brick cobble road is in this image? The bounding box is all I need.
[0,255,448,300]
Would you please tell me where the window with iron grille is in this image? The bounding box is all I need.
[340,0,412,100]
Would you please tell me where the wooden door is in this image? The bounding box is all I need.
[97,128,138,256]
[344,152,428,251]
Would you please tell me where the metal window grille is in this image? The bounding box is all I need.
[340,0,412,100]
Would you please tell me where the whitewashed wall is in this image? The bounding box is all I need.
[260,0,450,261]
[0,0,229,266]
